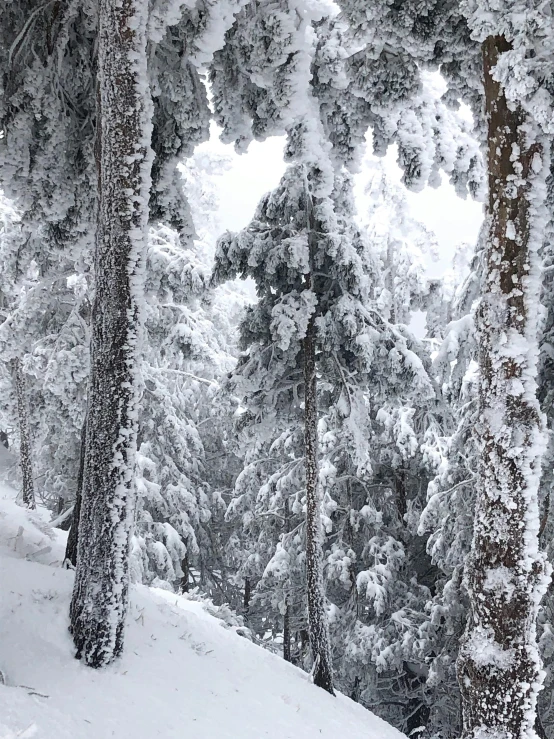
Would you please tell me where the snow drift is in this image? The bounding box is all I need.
[0,484,405,739]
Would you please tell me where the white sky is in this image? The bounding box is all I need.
[403,171,483,278]
[200,129,484,282]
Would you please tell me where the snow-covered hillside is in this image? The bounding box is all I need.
[0,485,405,739]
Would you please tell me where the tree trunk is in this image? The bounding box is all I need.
[457,35,550,739]
[283,599,292,663]
[243,576,251,614]
[180,549,190,593]
[69,0,152,668]
[303,210,334,693]
[64,418,87,567]
[12,357,35,509]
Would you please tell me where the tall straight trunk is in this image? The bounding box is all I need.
[303,312,334,694]
[69,0,152,668]
[457,35,550,739]
[243,576,251,614]
[180,550,190,593]
[64,418,87,567]
[303,196,334,694]
[13,357,35,509]
[283,599,292,663]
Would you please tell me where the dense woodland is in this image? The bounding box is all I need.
[1,1,554,738]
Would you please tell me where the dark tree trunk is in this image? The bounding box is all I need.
[350,676,360,703]
[283,599,292,663]
[395,469,407,522]
[64,419,86,567]
[303,197,334,694]
[457,35,549,739]
[69,0,152,668]
[243,576,251,613]
[180,550,190,593]
[58,505,73,531]
[12,357,35,509]
[299,628,309,666]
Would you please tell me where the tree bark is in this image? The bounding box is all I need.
[64,418,86,567]
[180,547,190,593]
[457,35,550,739]
[303,195,334,694]
[69,0,152,668]
[13,357,35,509]
[283,598,292,663]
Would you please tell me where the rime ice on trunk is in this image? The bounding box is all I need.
[457,35,550,739]
[303,202,334,696]
[13,357,35,510]
[303,312,334,695]
[69,0,152,668]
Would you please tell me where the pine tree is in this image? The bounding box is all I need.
[210,0,341,693]
[417,233,484,739]
[0,0,96,517]
[68,0,153,667]
[216,152,450,719]
[456,31,552,739]
[321,163,444,732]
[214,154,341,694]
[537,143,554,739]
[11,357,35,509]
[329,4,554,737]
[211,0,483,710]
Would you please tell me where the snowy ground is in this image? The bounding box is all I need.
[0,482,405,739]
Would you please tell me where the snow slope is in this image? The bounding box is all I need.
[0,485,405,739]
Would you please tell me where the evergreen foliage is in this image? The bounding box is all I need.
[1,2,554,738]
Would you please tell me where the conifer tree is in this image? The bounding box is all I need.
[214,152,340,694]
[331,4,553,737]
[211,0,339,693]
[212,0,483,709]
[12,357,35,509]
[456,27,553,739]
[68,0,153,667]
[0,0,96,515]
[537,145,554,739]
[132,152,240,592]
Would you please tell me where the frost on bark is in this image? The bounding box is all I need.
[69,0,152,668]
[304,198,334,696]
[12,357,35,510]
[457,35,550,739]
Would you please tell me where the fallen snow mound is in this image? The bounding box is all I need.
[0,485,405,739]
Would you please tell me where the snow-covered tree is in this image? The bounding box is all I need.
[360,161,439,326]
[214,153,347,693]
[210,0,343,693]
[132,151,242,593]
[327,4,554,737]
[453,16,554,739]
[0,0,96,514]
[415,232,483,738]
[68,0,153,667]
[210,0,485,711]
[537,142,554,739]
[68,0,255,663]
[216,149,456,728]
